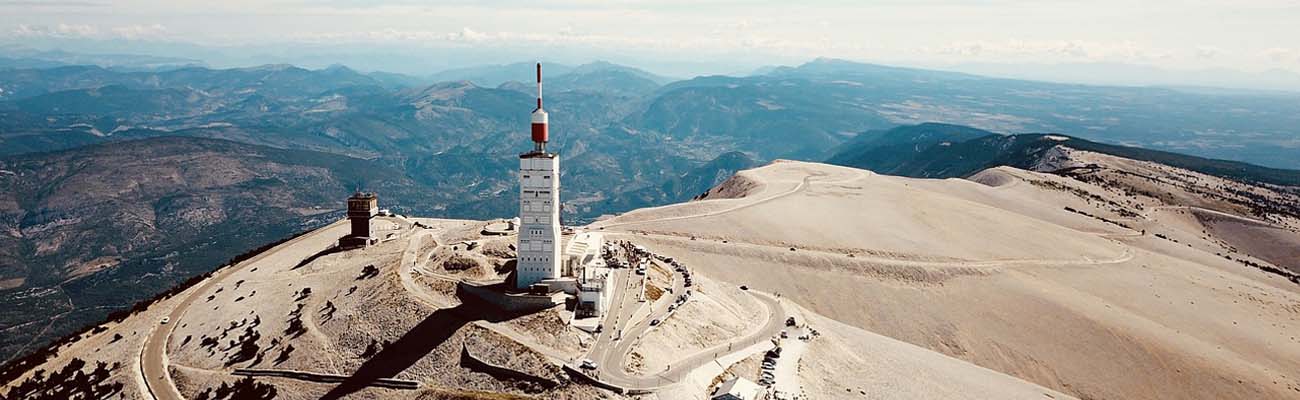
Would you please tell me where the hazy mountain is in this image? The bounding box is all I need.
[588,150,759,213]
[768,57,980,81]
[548,63,664,96]
[952,61,1300,93]
[0,46,202,71]
[629,74,884,160]
[825,123,996,174]
[429,62,577,88]
[0,136,441,363]
[828,127,1300,188]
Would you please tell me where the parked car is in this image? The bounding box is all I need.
[739,285,749,290]
[160,317,170,325]
[786,316,797,327]
[580,359,598,370]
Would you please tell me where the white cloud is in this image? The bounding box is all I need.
[12,23,99,38]
[12,23,168,40]
[1195,46,1223,60]
[1262,47,1300,64]
[923,39,1164,63]
[111,24,167,39]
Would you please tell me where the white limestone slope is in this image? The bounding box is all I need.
[594,160,1300,400]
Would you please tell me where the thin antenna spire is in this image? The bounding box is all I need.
[536,62,543,109]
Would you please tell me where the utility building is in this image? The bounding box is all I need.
[339,192,379,249]
[516,63,562,289]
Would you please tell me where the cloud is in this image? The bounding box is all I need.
[925,39,1161,62]
[111,24,168,39]
[1262,47,1300,63]
[10,23,168,40]
[1194,46,1222,60]
[11,23,98,38]
[0,0,107,6]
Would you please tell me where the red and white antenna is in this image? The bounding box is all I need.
[530,62,549,151]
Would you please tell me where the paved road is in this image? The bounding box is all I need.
[578,243,785,391]
[614,230,1135,269]
[590,258,686,387]
[140,220,348,400]
[656,291,783,383]
[583,267,637,375]
[592,175,819,231]
[590,286,784,390]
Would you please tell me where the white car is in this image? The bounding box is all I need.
[580,359,598,370]
[160,317,170,325]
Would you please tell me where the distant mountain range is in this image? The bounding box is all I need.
[0,46,202,71]
[827,123,1300,188]
[2,56,1300,363]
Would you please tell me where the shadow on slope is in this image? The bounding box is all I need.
[318,296,532,399]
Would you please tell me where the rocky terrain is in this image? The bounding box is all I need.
[4,144,1296,399]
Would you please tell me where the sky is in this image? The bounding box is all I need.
[3,0,1300,81]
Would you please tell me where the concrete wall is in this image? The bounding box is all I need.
[458,281,564,313]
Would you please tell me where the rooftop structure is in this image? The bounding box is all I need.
[711,377,763,400]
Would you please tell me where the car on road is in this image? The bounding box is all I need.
[650,318,661,326]
[740,285,749,290]
[580,359,598,370]
[160,317,170,324]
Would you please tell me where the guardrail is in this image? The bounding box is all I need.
[231,368,420,390]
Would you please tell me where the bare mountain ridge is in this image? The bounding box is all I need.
[5,146,1298,399]
[589,155,1300,399]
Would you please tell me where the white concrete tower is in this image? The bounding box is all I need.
[516,63,562,289]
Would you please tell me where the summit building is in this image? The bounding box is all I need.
[516,63,562,289]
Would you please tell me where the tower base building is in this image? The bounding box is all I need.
[516,153,562,289]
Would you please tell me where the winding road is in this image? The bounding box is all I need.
[574,240,787,391]
[140,220,348,400]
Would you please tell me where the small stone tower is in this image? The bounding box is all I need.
[339,192,378,249]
